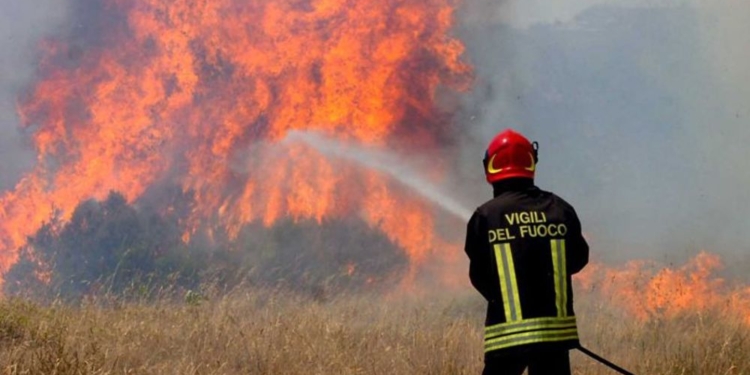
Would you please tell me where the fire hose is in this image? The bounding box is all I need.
[577,345,635,375]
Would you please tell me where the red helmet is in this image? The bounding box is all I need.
[483,129,539,184]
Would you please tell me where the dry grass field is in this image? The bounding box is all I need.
[1,285,748,375]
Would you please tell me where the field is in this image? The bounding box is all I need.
[1,285,748,375]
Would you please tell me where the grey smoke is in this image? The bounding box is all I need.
[456,0,750,262]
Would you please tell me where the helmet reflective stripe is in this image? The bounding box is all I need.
[483,129,537,184]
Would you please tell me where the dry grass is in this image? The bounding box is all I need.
[0,287,748,374]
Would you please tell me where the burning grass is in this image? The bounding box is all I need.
[1,286,748,374]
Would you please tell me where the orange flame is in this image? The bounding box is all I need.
[0,0,471,282]
[575,252,750,326]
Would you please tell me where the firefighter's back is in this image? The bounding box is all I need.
[477,186,588,330]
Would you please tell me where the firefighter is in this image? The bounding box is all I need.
[465,129,589,375]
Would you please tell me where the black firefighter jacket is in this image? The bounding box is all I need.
[465,180,589,359]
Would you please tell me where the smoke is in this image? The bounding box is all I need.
[462,0,671,28]
[0,1,68,190]
[455,1,750,262]
[689,0,750,239]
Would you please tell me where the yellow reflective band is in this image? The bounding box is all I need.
[494,243,523,322]
[485,316,577,333]
[493,244,512,321]
[561,240,568,315]
[484,316,577,339]
[484,328,579,353]
[551,239,568,317]
[505,242,522,320]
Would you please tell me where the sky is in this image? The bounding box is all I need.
[0,0,748,264]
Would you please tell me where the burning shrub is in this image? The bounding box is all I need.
[3,192,201,300]
[3,191,408,300]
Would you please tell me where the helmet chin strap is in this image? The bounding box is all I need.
[531,141,539,163]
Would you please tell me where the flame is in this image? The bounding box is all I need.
[576,252,750,326]
[0,0,471,282]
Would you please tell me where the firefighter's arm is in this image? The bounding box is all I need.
[465,211,493,300]
[567,210,589,274]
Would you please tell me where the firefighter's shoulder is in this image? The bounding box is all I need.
[543,190,582,217]
[550,190,576,208]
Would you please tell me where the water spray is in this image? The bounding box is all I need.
[283,130,473,221]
